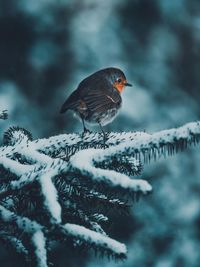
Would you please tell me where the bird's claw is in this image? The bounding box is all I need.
[81,128,92,138]
[102,132,109,147]
[101,143,109,149]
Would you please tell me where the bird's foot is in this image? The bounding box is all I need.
[81,127,92,138]
[101,132,109,148]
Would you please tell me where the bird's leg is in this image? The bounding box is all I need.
[81,116,91,137]
[98,122,108,146]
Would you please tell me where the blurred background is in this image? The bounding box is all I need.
[0,0,200,266]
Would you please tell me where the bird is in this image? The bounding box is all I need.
[60,67,132,141]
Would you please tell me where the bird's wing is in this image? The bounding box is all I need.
[83,81,122,114]
[60,89,82,113]
[59,76,97,113]
[60,78,121,114]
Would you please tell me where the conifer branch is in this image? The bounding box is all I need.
[0,121,199,266]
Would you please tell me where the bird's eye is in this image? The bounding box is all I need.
[117,78,122,83]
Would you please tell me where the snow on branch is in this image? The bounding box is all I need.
[0,234,28,257]
[62,223,127,258]
[0,121,199,266]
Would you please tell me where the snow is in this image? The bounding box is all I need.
[63,223,127,256]
[22,147,54,165]
[0,120,200,264]
[1,121,199,161]
[91,121,200,163]
[0,156,31,176]
[10,131,30,145]
[0,205,42,233]
[40,171,62,224]
[0,205,47,265]
[0,205,17,222]
[32,230,47,267]
[5,236,28,255]
[70,148,152,193]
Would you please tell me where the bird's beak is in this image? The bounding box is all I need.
[125,82,132,87]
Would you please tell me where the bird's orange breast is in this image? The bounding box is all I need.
[113,81,125,93]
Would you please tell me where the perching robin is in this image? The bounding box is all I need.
[60,67,132,141]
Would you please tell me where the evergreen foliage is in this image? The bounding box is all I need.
[0,117,199,267]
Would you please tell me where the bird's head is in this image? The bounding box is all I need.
[113,75,132,93]
[103,68,132,93]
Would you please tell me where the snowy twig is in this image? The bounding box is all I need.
[62,223,127,258]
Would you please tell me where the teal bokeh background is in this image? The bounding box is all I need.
[0,1,200,266]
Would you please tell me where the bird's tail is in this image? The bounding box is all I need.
[60,100,70,113]
[60,90,79,114]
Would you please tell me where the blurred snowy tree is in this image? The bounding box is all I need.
[0,110,8,120]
